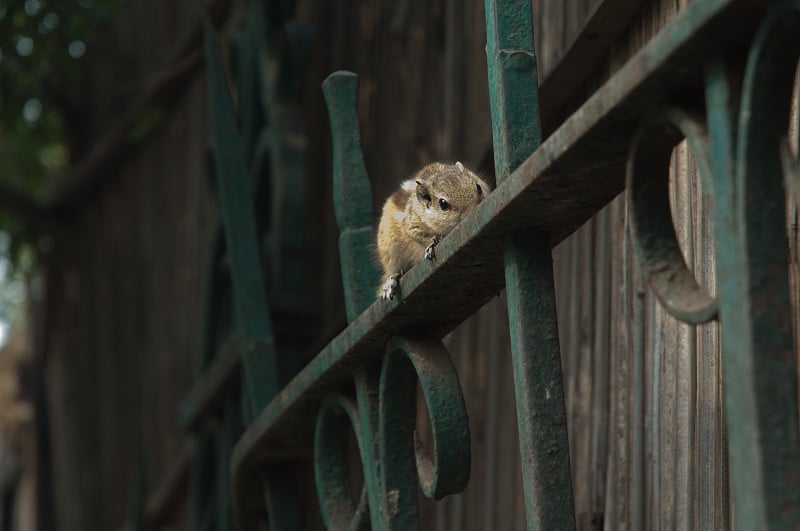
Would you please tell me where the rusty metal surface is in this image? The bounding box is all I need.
[626,109,718,323]
[310,336,469,530]
[322,72,382,322]
[485,0,576,527]
[204,17,279,416]
[179,339,241,432]
[699,2,800,527]
[503,234,577,529]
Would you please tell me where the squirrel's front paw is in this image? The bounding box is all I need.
[424,236,441,261]
[381,274,401,301]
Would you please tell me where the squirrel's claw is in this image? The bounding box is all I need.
[424,236,440,261]
[381,273,401,301]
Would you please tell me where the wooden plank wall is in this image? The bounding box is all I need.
[43,3,215,530]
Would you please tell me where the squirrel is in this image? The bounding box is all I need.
[376,161,491,300]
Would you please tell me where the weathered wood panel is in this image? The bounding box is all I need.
[44,3,215,530]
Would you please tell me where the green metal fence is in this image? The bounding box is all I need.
[128,0,800,529]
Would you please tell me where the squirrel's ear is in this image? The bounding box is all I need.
[416,180,432,206]
[456,161,465,171]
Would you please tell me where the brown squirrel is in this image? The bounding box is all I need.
[376,161,491,300]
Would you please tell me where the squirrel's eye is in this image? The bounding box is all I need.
[439,198,451,211]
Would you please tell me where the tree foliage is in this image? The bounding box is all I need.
[0,0,125,327]
[0,0,125,197]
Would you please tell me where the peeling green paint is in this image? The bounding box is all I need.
[485,0,576,528]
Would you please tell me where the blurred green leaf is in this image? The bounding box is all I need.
[0,0,126,268]
[0,0,126,332]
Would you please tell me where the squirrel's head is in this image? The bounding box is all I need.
[412,162,491,237]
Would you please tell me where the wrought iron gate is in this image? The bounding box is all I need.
[124,0,800,529]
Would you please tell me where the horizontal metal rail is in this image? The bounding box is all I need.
[143,443,194,526]
[180,339,242,431]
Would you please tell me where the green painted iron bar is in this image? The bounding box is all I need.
[189,433,215,531]
[216,399,239,531]
[350,371,389,530]
[473,0,647,170]
[214,10,307,531]
[313,386,374,530]
[626,109,719,324]
[117,421,194,529]
[732,6,800,524]
[143,442,193,527]
[234,26,261,165]
[230,0,763,485]
[504,235,576,529]
[198,224,230,370]
[311,335,470,531]
[247,1,313,300]
[703,55,750,531]
[485,0,576,527]
[204,18,279,416]
[703,3,800,527]
[322,72,382,322]
[125,455,146,531]
[484,0,541,181]
[180,339,242,432]
[378,336,471,501]
[261,465,304,530]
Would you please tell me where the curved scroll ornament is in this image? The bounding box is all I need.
[628,2,800,527]
[314,336,471,530]
[314,395,370,531]
[720,1,800,527]
[626,108,718,323]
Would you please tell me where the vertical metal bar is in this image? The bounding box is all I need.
[190,430,215,531]
[484,1,576,529]
[206,18,305,531]
[322,71,382,322]
[320,71,390,530]
[215,399,239,531]
[126,454,146,531]
[704,4,800,525]
[504,235,578,530]
[204,18,279,416]
[484,0,541,182]
[263,465,304,531]
[629,231,646,531]
[355,367,391,531]
[734,15,800,525]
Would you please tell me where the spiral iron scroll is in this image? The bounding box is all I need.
[627,1,800,527]
[627,108,718,323]
[314,335,471,530]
